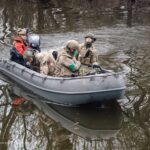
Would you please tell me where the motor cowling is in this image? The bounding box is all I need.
[27,34,41,52]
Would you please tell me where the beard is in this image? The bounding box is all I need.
[86,42,92,48]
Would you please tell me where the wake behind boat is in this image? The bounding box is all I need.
[0,59,126,106]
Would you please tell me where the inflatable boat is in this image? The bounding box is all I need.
[0,59,126,105]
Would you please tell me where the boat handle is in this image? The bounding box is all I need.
[90,76,95,81]
[114,74,119,78]
[31,73,35,78]
[21,68,25,74]
[42,77,47,82]
[6,65,10,70]
[12,64,16,68]
[60,79,65,84]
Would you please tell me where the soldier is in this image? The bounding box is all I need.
[54,40,81,77]
[16,28,41,52]
[23,48,38,69]
[35,51,56,75]
[10,35,27,65]
[10,30,41,66]
[79,33,98,65]
[23,49,56,75]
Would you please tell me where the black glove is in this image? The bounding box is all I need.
[92,64,100,68]
[90,64,106,73]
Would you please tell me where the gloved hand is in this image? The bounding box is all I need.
[92,64,100,68]
[88,63,106,73]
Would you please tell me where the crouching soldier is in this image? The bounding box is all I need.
[79,33,98,65]
[10,28,40,66]
[35,51,57,75]
[23,49,57,75]
[54,40,81,77]
[23,49,39,71]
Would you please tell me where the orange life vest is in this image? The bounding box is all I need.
[14,37,27,56]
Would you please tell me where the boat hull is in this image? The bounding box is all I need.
[0,59,126,105]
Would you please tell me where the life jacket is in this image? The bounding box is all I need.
[14,37,26,56]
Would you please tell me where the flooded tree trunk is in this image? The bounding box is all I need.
[0,109,16,150]
[127,0,136,27]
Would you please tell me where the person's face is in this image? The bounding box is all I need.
[18,30,27,41]
[85,37,93,44]
[20,34,27,41]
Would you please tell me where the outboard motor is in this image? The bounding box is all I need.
[27,34,41,52]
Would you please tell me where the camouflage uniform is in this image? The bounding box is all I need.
[35,51,56,75]
[54,50,81,77]
[79,43,97,65]
[54,40,81,77]
[79,33,98,65]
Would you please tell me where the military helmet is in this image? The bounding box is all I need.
[66,40,80,51]
[27,34,41,51]
[84,33,96,42]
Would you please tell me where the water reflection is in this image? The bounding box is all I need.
[11,84,123,139]
[1,67,150,149]
[0,66,150,148]
[0,82,123,149]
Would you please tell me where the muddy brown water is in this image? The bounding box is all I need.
[0,0,150,149]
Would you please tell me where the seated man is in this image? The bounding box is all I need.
[35,51,56,75]
[10,36,27,66]
[79,33,98,65]
[23,49,57,75]
[17,28,41,52]
[23,49,38,70]
[54,40,81,77]
[10,29,41,66]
